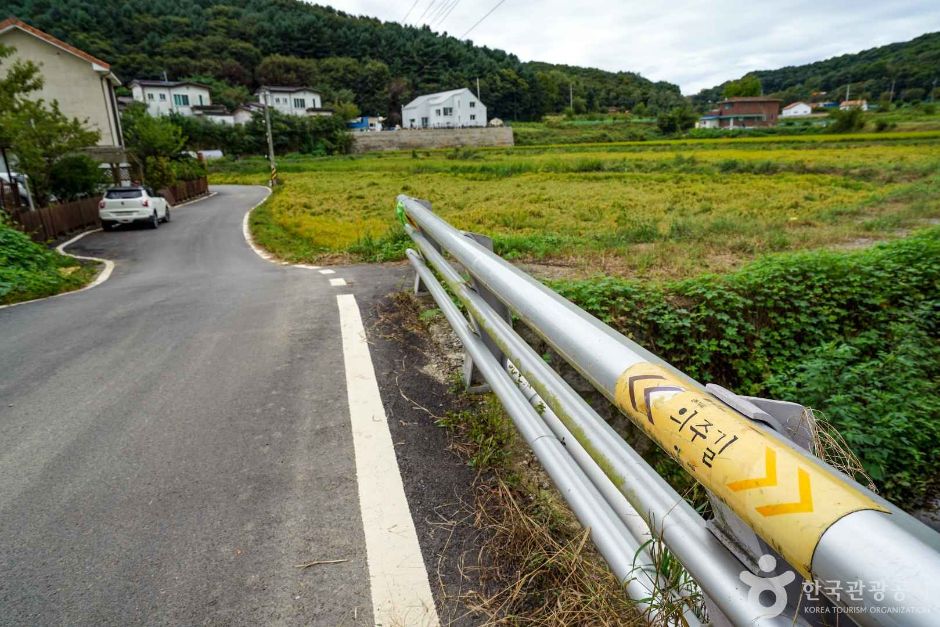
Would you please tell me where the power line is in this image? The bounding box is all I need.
[417,0,438,22]
[402,0,420,22]
[460,0,506,39]
[426,0,450,24]
[434,0,461,27]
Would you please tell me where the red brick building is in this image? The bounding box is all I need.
[714,97,782,128]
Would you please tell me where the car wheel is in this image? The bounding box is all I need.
[101,221,114,231]
[163,206,171,223]
[149,210,159,229]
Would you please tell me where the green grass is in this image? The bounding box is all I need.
[212,131,940,280]
[0,221,98,305]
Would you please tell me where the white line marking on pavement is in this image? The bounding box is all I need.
[336,294,440,627]
[240,187,326,272]
[0,229,115,311]
[329,278,348,287]
[319,269,336,275]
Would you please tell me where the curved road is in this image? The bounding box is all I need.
[0,186,420,625]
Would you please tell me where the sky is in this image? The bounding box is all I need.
[313,0,940,94]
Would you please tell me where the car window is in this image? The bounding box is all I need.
[105,189,143,199]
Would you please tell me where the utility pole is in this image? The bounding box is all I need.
[845,83,851,102]
[569,82,574,110]
[262,88,277,187]
[476,77,481,99]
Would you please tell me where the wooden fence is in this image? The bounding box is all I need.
[5,176,209,243]
[9,197,100,242]
[161,177,209,206]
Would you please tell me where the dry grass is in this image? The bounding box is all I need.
[212,131,940,279]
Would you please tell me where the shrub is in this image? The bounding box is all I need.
[144,156,176,190]
[828,108,866,132]
[0,219,90,303]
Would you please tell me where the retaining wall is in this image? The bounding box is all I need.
[351,127,514,153]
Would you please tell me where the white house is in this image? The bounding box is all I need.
[402,88,486,129]
[840,99,869,111]
[232,102,265,125]
[0,18,123,148]
[256,86,324,116]
[781,101,812,117]
[130,80,213,117]
[696,112,720,128]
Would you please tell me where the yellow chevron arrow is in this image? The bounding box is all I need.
[727,447,813,516]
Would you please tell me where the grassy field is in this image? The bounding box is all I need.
[211,131,940,280]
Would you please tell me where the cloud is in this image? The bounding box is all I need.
[314,0,940,93]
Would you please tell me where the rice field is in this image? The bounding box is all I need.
[210,131,940,279]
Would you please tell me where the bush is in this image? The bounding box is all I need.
[49,153,105,201]
[0,219,91,304]
[171,155,207,181]
[828,107,866,132]
[552,228,940,507]
[144,156,176,190]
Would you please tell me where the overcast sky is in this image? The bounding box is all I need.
[313,0,940,93]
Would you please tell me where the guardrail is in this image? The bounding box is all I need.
[397,195,940,626]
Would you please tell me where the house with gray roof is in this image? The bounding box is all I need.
[402,88,486,129]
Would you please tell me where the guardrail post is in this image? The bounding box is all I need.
[407,199,442,295]
[461,232,512,392]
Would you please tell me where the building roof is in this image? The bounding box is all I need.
[720,97,782,104]
[841,99,868,106]
[403,88,477,109]
[0,17,118,83]
[129,79,211,90]
[782,101,810,110]
[255,85,321,95]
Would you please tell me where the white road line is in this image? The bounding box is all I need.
[319,269,336,275]
[0,229,115,311]
[329,278,348,287]
[336,294,440,627]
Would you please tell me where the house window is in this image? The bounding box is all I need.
[470,114,476,120]
[147,93,154,101]
[435,109,441,116]
[159,93,166,101]
[173,94,190,106]
[443,107,453,116]
[198,94,204,105]
[293,98,306,109]
[469,101,476,108]
[409,118,415,126]
[421,117,428,127]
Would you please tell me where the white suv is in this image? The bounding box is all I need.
[99,187,170,230]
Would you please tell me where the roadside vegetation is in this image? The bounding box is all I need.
[211,131,940,279]
[553,229,940,507]
[0,220,97,305]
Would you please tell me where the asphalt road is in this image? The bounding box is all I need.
[0,186,418,626]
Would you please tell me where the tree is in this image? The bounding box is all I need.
[0,45,99,205]
[723,74,762,98]
[121,103,186,185]
[656,107,697,134]
[49,154,106,201]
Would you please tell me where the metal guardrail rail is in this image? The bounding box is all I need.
[397,195,940,626]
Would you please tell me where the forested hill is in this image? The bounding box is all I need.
[692,31,940,107]
[3,0,684,121]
